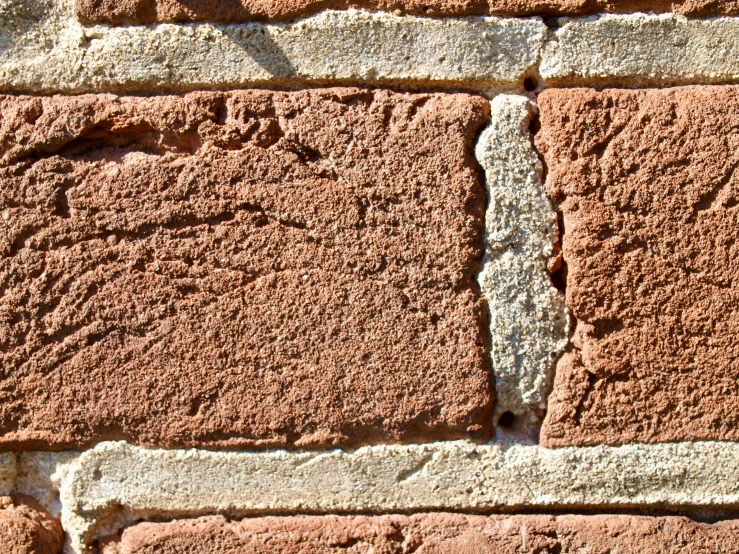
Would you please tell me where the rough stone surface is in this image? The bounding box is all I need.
[478,95,567,435]
[99,513,739,554]
[537,86,739,446]
[541,14,739,87]
[76,0,739,24]
[30,440,739,551]
[0,0,544,94]
[0,89,492,450]
[0,495,64,554]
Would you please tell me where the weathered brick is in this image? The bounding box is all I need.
[76,0,739,23]
[0,89,491,449]
[100,513,739,553]
[538,86,739,446]
[0,495,63,554]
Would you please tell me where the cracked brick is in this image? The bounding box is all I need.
[537,86,739,446]
[0,88,492,449]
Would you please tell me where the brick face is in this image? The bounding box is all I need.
[538,86,739,446]
[75,0,739,23]
[0,89,492,449]
[100,513,739,553]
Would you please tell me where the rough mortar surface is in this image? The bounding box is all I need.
[540,14,739,86]
[7,1,739,92]
[99,513,739,553]
[0,89,492,450]
[0,453,17,495]
[76,0,739,23]
[538,86,739,446]
[477,95,567,432]
[15,452,78,519]
[0,494,64,554]
[23,441,739,551]
[0,0,545,93]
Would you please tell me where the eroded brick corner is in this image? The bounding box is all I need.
[537,86,739,446]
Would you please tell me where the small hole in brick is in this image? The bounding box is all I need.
[523,77,538,92]
[497,411,515,428]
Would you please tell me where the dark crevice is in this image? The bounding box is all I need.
[497,411,516,428]
[544,17,561,31]
[528,116,541,135]
[284,140,322,164]
[550,211,567,293]
[527,108,567,295]
[573,369,598,427]
[523,76,538,92]
[50,179,74,219]
[465,103,495,441]
[213,96,229,125]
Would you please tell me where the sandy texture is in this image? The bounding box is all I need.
[541,14,739,87]
[0,89,492,450]
[76,0,739,24]
[0,453,17,496]
[25,440,739,551]
[99,513,739,553]
[477,95,567,435]
[0,495,64,554]
[538,86,739,446]
[0,0,545,94]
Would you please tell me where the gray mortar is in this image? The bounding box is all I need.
[13,440,739,553]
[541,13,739,86]
[0,0,545,92]
[4,2,739,91]
[477,95,568,437]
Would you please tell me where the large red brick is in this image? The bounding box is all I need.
[75,0,739,23]
[100,513,739,553]
[0,89,491,449]
[538,86,739,446]
[0,495,64,554]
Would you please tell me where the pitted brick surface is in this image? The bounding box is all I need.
[76,0,739,23]
[0,88,491,449]
[100,513,739,553]
[0,495,63,554]
[538,86,739,446]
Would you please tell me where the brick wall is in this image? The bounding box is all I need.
[1,1,739,552]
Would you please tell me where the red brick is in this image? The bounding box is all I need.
[0,89,491,449]
[0,495,64,554]
[75,0,739,24]
[100,513,739,553]
[537,86,739,446]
